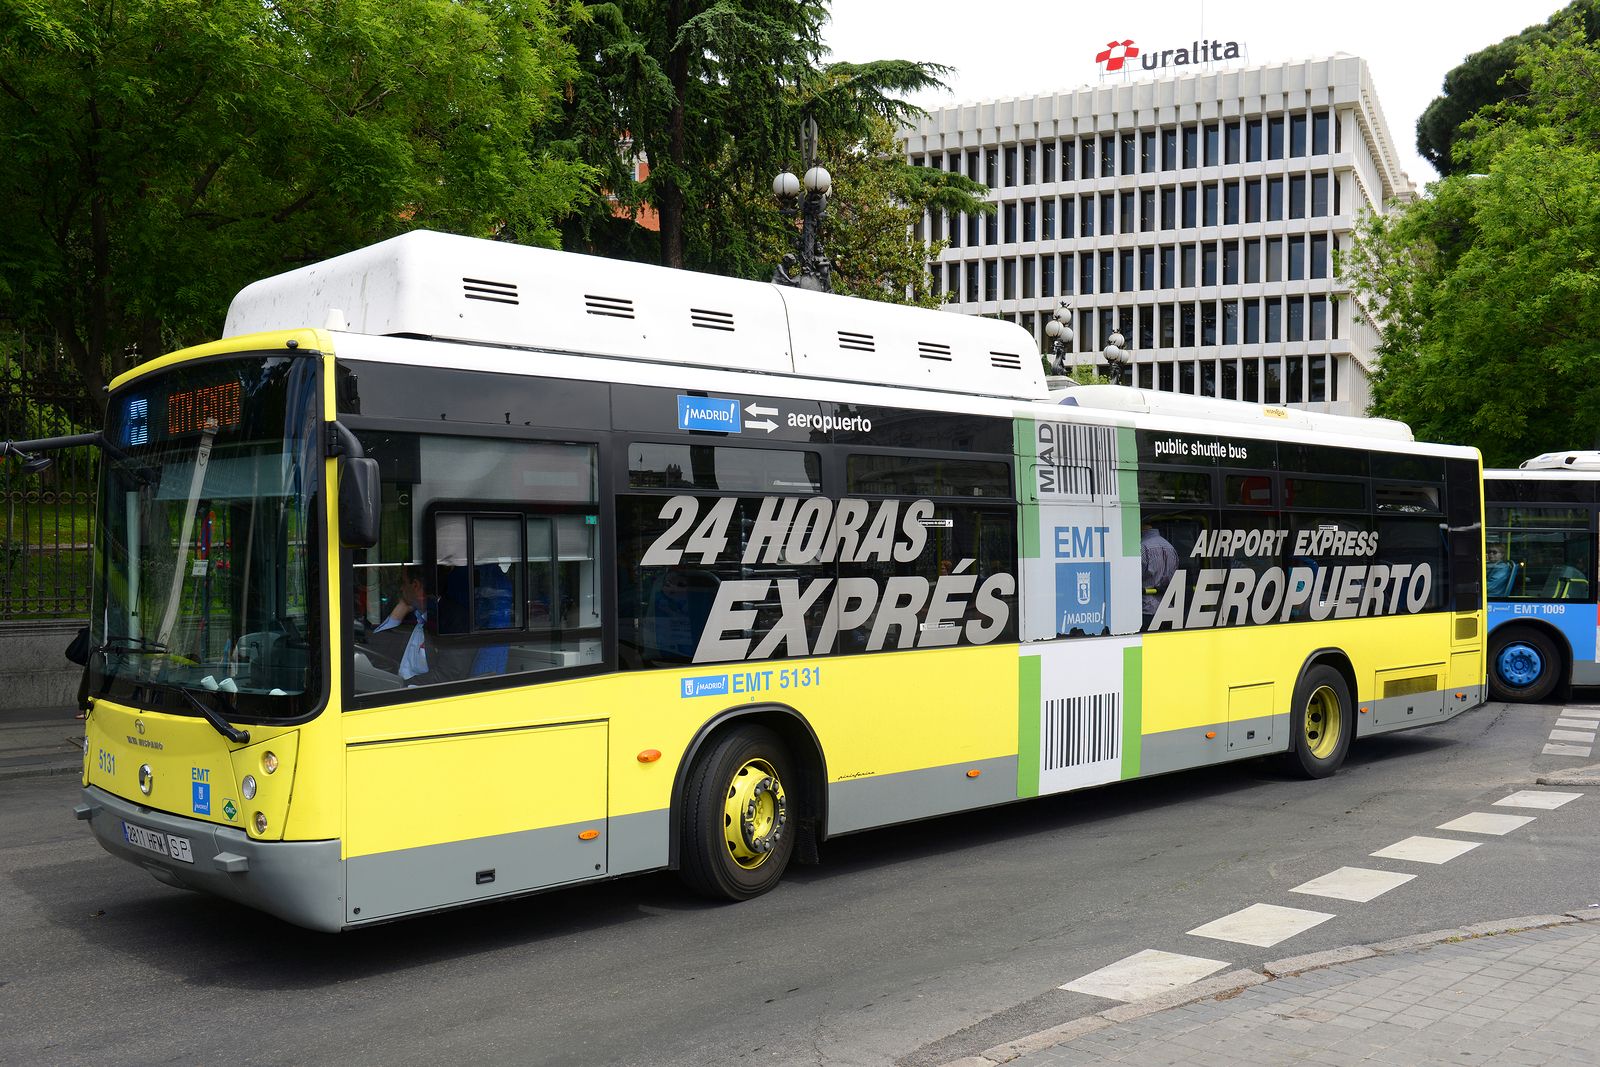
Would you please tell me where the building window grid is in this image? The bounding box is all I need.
[925,107,1352,407]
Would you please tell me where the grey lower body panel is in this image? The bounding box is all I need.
[344,808,667,925]
[1360,685,1483,736]
[827,755,1017,836]
[1572,661,1600,687]
[1139,712,1289,776]
[79,785,346,933]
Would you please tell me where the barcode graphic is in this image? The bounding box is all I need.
[1036,423,1115,499]
[1043,693,1121,771]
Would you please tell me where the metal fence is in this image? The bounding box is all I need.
[1,330,99,620]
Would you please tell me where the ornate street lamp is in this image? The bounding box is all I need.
[1043,299,1074,375]
[773,120,833,292]
[1103,325,1131,386]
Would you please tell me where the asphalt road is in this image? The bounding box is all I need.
[3,697,1595,1067]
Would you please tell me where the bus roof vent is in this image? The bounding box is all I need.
[1520,451,1600,471]
[585,294,635,320]
[990,350,1024,371]
[690,308,735,333]
[919,341,953,362]
[837,330,875,353]
[463,277,518,305]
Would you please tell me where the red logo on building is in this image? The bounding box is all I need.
[1096,40,1140,72]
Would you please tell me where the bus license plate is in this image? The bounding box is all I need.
[122,821,195,864]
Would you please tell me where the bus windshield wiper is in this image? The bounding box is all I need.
[95,635,170,657]
[173,686,251,745]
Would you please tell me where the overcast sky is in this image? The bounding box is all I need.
[821,0,1563,187]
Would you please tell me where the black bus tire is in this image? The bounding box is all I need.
[1489,627,1563,704]
[679,725,797,901]
[1287,664,1352,779]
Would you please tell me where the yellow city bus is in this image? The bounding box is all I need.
[73,231,1486,931]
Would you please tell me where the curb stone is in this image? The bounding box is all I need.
[945,911,1588,1067]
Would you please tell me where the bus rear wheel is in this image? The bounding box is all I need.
[679,725,796,901]
[1287,664,1351,779]
[1489,627,1562,703]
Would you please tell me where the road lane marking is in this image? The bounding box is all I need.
[1495,790,1584,810]
[1436,812,1536,836]
[1555,718,1597,729]
[1557,707,1600,718]
[1289,866,1415,903]
[1549,729,1597,743]
[1187,903,1336,947]
[1060,949,1230,1002]
[1542,743,1592,757]
[1370,836,1481,864]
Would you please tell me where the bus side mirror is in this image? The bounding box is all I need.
[338,457,380,548]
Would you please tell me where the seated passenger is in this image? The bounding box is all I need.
[1485,545,1515,597]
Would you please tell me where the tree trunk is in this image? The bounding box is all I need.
[658,0,689,270]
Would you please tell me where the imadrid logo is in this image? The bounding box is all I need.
[1096,38,1243,74]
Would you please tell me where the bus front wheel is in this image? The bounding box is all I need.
[679,725,797,901]
[1287,664,1352,779]
[1489,628,1562,703]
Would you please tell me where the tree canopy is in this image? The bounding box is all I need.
[1415,0,1600,176]
[0,0,594,397]
[1351,19,1600,466]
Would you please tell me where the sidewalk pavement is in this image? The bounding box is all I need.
[0,703,85,782]
[950,911,1600,1067]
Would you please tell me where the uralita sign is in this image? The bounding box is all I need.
[1096,38,1244,75]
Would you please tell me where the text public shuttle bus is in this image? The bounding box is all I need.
[75,231,1487,931]
[1483,452,1600,701]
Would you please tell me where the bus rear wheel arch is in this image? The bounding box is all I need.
[1489,625,1564,704]
[1286,661,1353,779]
[678,724,800,900]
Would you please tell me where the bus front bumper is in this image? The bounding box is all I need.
[76,785,346,932]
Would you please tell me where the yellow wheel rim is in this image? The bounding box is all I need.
[1304,685,1342,760]
[722,757,787,870]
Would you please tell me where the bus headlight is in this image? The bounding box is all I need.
[253,812,268,835]
[262,752,278,774]
[241,774,257,800]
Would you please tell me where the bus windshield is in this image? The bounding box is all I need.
[90,353,323,720]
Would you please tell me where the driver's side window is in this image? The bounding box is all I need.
[349,431,600,697]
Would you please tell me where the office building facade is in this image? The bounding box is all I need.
[903,56,1413,415]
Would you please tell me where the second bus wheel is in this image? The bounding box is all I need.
[1489,627,1562,703]
[1287,664,1352,779]
[678,725,797,901]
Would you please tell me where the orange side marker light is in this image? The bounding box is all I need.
[1204,731,1217,740]
[1359,706,1369,714]
[637,749,661,763]
[966,769,982,778]
[578,829,600,841]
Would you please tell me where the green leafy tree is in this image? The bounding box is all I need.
[554,5,989,292]
[1416,0,1600,176]
[0,0,594,398]
[1351,20,1600,465]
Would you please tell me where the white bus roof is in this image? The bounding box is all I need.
[1506,451,1600,472]
[225,230,1047,401]
[225,229,1418,443]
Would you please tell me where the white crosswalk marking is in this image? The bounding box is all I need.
[1495,790,1584,810]
[1543,743,1592,757]
[1549,729,1596,743]
[1555,718,1597,729]
[1060,949,1230,1002]
[1187,903,1335,947]
[1437,812,1536,836]
[1559,707,1600,718]
[1371,836,1481,864]
[1290,866,1415,903]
